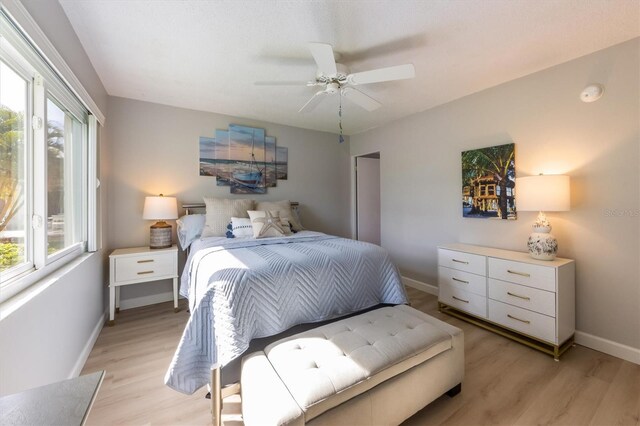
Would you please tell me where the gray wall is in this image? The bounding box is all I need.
[351,39,640,350]
[106,96,351,305]
[0,0,110,395]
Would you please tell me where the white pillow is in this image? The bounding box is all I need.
[247,210,292,239]
[255,200,304,232]
[202,197,254,237]
[176,214,206,250]
[229,217,254,238]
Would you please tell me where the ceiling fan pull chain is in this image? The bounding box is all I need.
[338,93,345,143]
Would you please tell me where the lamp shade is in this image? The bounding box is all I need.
[516,175,570,212]
[142,195,178,220]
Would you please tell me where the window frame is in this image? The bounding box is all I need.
[0,8,99,304]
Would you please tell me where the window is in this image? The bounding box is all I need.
[46,97,85,256]
[0,61,29,277]
[0,9,98,301]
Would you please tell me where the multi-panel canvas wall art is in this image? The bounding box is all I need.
[461,143,516,220]
[199,124,288,194]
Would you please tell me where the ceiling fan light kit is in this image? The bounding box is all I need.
[256,42,416,115]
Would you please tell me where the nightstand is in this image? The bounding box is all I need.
[108,245,179,326]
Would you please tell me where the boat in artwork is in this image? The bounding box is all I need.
[231,130,264,188]
[232,170,263,186]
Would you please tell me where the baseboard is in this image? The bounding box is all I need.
[575,331,640,365]
[69,308,107,378]
[119,291,175,310]
[401,276,438,296]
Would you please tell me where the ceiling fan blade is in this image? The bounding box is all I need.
[308,42,337,76]
[347,64,415,85]
[341,87,381,111]
[298,91,328,113]
[255,81,313,86]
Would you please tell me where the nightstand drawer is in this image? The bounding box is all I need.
[488,258,556,292]
[439,283,487,318]
[115,253,175,282]
[438,249,486,276]
[488,278,555,317]
[489,299,556,343]
[438,266,486,297]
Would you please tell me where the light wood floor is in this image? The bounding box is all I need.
[82,287,640,425]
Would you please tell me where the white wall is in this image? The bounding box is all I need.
[106,96,351,305]
[0,0,109,395]
[0,255,105,395]
[351,39,640,353]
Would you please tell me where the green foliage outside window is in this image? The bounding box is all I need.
[0,242,22,271]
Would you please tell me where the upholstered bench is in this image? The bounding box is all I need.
[240,305,464,425]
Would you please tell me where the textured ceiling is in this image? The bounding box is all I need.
[59,0,639,135]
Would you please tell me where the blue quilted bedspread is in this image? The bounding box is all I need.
[164,232,407,394]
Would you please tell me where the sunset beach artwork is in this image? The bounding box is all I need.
[199,125,288,194]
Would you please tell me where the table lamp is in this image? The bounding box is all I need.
[143,194,178,249]
[516,174,570,260]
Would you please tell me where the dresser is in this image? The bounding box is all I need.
[438,243,575,360]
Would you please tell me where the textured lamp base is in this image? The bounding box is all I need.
[527,225,558,261]
[150,221,172,249]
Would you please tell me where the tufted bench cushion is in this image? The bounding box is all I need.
[241,305,464,425]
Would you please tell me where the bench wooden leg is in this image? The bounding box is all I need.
[446,383,462,397]
[211,364,222,426]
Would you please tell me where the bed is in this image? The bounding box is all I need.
[164,202,408,395]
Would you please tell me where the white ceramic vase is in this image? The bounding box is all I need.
[527,225,558,260]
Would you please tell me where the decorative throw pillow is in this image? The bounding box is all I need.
[176,214,206,249]
[202,197,254,237]
[255,200,304,232]
[229,217,254,238]
[247,210,292,238]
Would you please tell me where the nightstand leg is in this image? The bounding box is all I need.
[173,277,179,313]
[115,287,120,313]
[109,286,115,326]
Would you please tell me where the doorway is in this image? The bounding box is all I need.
[355,152,381,245]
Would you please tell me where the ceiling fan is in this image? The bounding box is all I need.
[255,42,416,113]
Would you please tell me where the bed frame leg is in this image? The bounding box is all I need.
[211,364,222,426]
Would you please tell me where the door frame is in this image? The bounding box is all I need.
[351,152,381,241]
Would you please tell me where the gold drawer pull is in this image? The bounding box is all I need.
[452,295,469,303]
[452,259,469,265]
[507,314,530,324]
[507,291,531,301]
[137,259,154,264]
[452,277,469,284]
[507,269,530,277]
[137,270,154,275]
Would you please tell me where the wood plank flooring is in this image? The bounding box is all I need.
[82,287,640,425]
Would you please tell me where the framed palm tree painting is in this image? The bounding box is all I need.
[462,143,516,220]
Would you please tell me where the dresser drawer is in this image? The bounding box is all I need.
[438,249,486,276]
[439,283,487,318]
[488,258,556,292]
[115,253,175,282]
[488,299,556,343]
[438,266,486,297]
[488,278,555,317]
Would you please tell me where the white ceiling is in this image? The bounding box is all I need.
[59,0,639,135]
